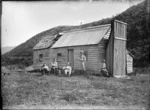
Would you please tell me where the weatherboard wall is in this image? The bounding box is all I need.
[33,48,51,69]
[50,41,106,73]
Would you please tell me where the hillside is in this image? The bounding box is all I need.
[2,0,150,67]
[1,46,15,55]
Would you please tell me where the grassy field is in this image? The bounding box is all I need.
[2,69,150,109]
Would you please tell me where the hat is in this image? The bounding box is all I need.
[80,50,84,53]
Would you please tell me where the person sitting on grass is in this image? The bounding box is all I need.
[63,62,72,76]
[101,59,109,77]
[41,63,49,76]
[50,58,58,74]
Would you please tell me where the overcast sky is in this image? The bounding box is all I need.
[2,0,143,47]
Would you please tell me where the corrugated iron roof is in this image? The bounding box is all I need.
[33,36,55,50]
[52,24,111,48]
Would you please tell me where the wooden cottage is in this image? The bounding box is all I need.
[33,20,133,77]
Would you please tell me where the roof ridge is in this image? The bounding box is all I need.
[62,24,111,33]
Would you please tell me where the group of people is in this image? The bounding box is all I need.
[40,50,109,77]
[41,58,72,76]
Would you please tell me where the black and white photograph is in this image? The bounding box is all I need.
[1,0,150,109]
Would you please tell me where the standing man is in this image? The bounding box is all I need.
[79,50,87,75]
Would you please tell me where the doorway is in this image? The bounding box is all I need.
[68,49,74,68]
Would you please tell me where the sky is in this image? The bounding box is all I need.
[2,0,143,47]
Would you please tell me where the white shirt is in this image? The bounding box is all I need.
[42,64,50,71]
[52,61,58,67]
[102,62,106,69]
[80,54,86,62]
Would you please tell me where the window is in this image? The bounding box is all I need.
[57,53,62,62]
[39,54,43,62]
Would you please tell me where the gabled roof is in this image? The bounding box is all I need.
[33,36,56,50]
[52,24,111,48]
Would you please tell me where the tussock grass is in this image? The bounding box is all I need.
[2,70,150,108]
[134,67,150,74]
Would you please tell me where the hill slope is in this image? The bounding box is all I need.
[2,1,150,67]
[2,46,15,55]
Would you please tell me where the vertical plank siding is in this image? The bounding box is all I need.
[113,20,127,77]
[113,39,126,77]
[106,20,127,77]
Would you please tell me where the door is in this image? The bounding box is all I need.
[68,49,74,68]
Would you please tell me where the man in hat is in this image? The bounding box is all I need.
[79,50,87,73]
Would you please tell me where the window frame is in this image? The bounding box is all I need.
[39,54,43,62]
[57,53,62,62]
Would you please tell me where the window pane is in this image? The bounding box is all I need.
[57,53,62,62]
[39,54,43,62]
